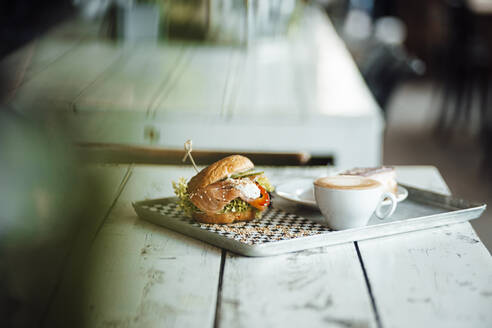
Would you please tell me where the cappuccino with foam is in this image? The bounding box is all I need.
[313,176,397,230]
[314,176,381,190]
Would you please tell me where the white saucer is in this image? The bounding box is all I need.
[275,178,408,209]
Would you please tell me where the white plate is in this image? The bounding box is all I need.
[275,178,408,209]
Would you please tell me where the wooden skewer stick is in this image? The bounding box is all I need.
[182,140,200,173]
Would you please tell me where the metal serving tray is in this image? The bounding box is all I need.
[133,184,486,257]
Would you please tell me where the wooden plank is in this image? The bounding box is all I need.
[1,165,129,328]
[218,245,377,328]
[359,222,492,328]
[300,7,381,118]
[43,165,492,327]
[230,41,303,121]
[357,166,492,327]
[8,42,125,114]
[230,6,381,121]
[216,166,377,328]
[152,45,237,118]
[4,7,383,168]
[17,17,101,87]
[78,166,222,327]
[22,39,81,83]
[75,45,185,113]
[40,165,130,327]
[144,7,383,167]
[0,39,78,95]
[0,37,81,101]
[0,43,37,99]
[1,18,108,104]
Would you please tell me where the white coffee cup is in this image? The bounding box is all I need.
[313,176,397,230]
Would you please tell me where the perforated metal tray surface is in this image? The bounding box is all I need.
[133,184,486,257]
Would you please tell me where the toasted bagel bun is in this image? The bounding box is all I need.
[192,207,261,224]
[187,155,254,194]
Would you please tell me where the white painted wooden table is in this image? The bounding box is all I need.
[42,165,492,328]
[4,5,383,168]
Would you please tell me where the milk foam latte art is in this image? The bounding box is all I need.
[314,176,397,230]
[314,175,381,190]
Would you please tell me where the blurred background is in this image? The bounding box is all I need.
[1,0,491,326]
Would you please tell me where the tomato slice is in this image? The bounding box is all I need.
[248,183,270,210]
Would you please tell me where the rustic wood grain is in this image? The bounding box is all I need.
[41,165,491,327]
[0,24,82,97]
[4,5,385,168]
[75,45,185,114]
[359,222,492,328]
[8,42,125,114]
[22,39,82,84]
[30,165,131,327]
[218,246,377,328]
[214,166,376,328]
[355,166,492,327]
[80,166,222,328]
[152,45,238,118]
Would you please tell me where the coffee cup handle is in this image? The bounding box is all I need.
[375,192,397,219]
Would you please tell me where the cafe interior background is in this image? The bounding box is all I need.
[0,0,491,326]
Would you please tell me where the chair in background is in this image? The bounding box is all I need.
[433,0,492,172]
[338,4,425,114]
[435,0,472,135]
[435,0,492,136]
[361,44,425,113]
